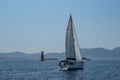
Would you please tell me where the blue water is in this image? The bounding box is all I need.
[0,59,120,80]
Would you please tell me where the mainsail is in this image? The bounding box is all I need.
[66,15,83,62]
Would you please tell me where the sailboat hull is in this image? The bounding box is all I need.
[68,62,84,70]
[59,62,84,70]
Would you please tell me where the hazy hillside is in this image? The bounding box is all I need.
[0,47,120,60]
[81,47,120,60]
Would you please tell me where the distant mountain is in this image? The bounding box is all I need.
[0,51,40,60]
[81,47,120,60]
[0,47,120,60]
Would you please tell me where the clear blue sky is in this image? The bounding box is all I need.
[0,0,120,53]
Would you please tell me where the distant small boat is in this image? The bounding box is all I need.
[59,14,84,70]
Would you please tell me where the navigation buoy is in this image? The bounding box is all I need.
[40,51,44,61]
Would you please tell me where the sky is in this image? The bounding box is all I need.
[0,0,120,53]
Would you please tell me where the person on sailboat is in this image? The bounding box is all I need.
[59,59,75,68]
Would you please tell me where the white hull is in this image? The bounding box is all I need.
[59,62,84,70]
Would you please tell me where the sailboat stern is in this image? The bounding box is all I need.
[67,62,84,70]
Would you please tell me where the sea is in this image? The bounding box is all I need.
[0,59,120,80]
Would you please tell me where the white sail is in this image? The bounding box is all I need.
[66,15,83,62]
[59,14,84,70]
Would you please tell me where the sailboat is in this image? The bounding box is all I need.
[59,14,84,70]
